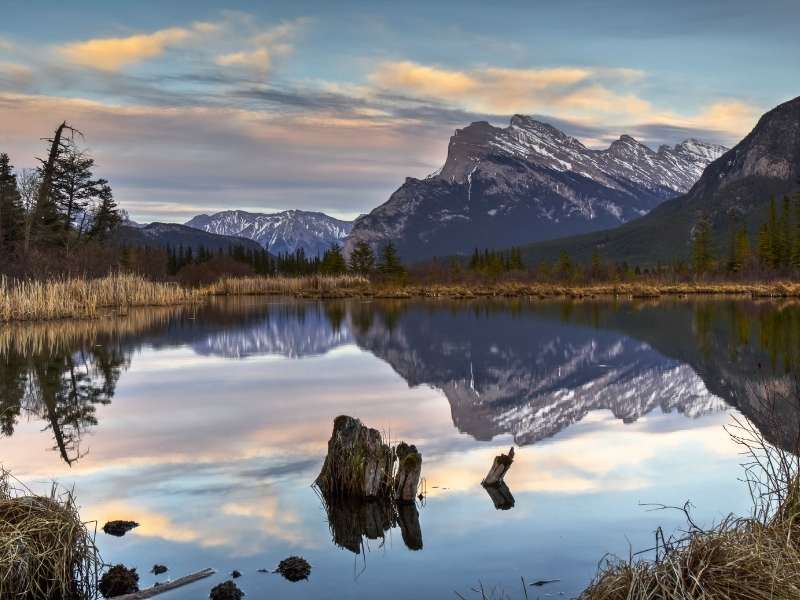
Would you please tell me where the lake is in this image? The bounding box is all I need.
[1,297,798,599]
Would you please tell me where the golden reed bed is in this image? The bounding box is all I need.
[4,273,800,322]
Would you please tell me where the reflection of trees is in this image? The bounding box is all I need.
[0,343,128,465]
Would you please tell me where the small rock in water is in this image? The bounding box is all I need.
[277,556,311,582]
[231,570,242,578]
[99,564,139,598]
[151,564,168,575]
[102,520,140,537]
[256,568,269,573]
[210,580,244,600]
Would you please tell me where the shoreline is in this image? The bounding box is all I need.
[5,274,800,323]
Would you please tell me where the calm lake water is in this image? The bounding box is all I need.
[1,297,799,599]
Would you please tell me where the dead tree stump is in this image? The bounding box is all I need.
[315,415,394,499]
[394,442,422,503]
[482,447,515,486]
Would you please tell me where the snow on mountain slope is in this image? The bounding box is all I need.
[345,115,726,261]
[186,209,353,256]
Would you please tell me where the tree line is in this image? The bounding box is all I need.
[0,122,122,267]
[692,194,800,276]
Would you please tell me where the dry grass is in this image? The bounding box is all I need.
[580,410,800,600]
[4,273,800,323]
[203,274,369,296]
[0,468,101,600]
[0,274,198,322]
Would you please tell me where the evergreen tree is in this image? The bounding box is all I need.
[556,251,573,280]
[692,212,714,274]
[321,243,347,274]
[86,182,120,241]
[728,223,750,273]
[793,192,800,270]
[767,197,778,268]
[778,195,792,268]
[757,223,772,269]
[348,240,376,275]
[0,153,24,249]
[378,241,405,277]
[590,247,602,279]
[51,141,104,235]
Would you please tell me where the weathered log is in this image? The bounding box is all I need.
[481,447,515,486]
[315,415,394,498]
[394,442,422,503]
[484,480,515,510]
[112,568,215,599]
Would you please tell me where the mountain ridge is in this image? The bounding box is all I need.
[345,115,725,261]
[185,209,352,256]
[517,95,800,266]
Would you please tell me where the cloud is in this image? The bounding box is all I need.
[368,60,759,142]
[213,18,308,77]
[216,47,271,73]
[58,21,219,71]
[370,61,479,98]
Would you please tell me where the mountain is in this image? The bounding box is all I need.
[344,115,725,262]
[185,210,353,256]
[116,222,264,253]
[519,95,800,266]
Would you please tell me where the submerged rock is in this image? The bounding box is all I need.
[102,520,140,537]
[99,564,139,598]
[231,570,242,578]
[277,556,311,582]
[210,580,244,600]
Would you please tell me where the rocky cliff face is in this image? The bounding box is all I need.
[345,115,725,261]
[520,95,800,265]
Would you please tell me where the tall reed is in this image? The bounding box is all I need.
[0,274,198,322]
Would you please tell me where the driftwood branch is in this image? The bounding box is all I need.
[112,568,215,599]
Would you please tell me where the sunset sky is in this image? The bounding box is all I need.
[1,0,798,222]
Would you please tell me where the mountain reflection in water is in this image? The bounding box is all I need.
[2,297,799,465]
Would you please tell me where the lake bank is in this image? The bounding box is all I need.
[6,273,800,323]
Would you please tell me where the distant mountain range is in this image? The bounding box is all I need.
[185,209,353,256]
[116,222,264,254]
[344,115,726,261]
[519,96,800,265]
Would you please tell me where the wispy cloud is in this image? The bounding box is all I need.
[368,60,758,140]
[58,22,219,71]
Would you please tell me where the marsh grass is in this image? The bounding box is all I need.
[4,273,800,323]
[579,398,800,600]
[0,469,101,600]
[204,274,369,296]
[0,274,198,321]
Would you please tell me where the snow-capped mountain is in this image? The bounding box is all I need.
[345,115,726,261]
[520,95,800,266]
[185,209,353,256]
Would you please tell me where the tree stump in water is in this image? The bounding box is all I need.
[481,447,515,486]
[394,442,422,503]
[315,415,394,499]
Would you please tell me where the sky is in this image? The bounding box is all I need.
[0,0,798,223]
